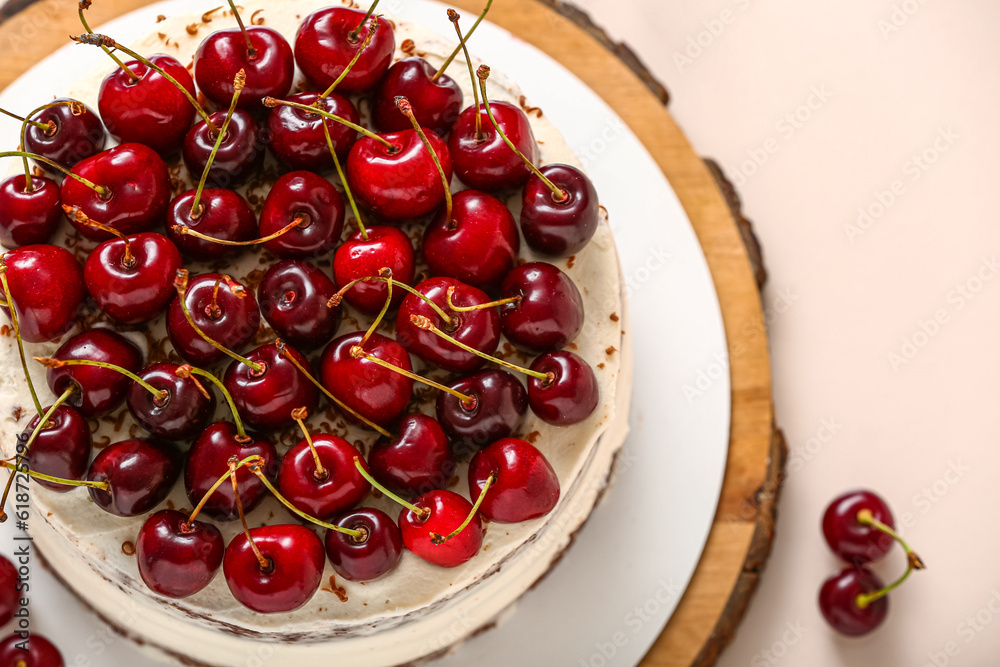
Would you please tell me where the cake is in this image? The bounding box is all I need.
[0,1,631,665]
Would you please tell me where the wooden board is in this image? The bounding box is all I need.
[0,1,784,665]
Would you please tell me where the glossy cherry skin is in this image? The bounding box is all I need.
[822,490,895,564]
[23,98,105,172]
[195,26,294,112]
[258,171,344,260]
[423,190,519,292]
[278,434,369,520]
[62,143,171,241]
[184,421,278,522]
[449,101,536,191]
[320,331,414,427]
[399,490,482,568]
[0,633,63,667]
[222,342,319,432]
[499,262,584,352]
[224,524,325,613]
[0,557,16,625]
[372,58,462,135]
[333,225,415,316]
[127,362,216,441]
[166,188,257,261]
[0,175,61,248]
[294,7,395,93]
[183,110,265,189]
[521,164,599,256]
[87,439,180,517]
[325,507,403,582]
[258,260,341,351]
[47,329,143,418]
[20,405,92,492]
[346,129,452,220]
[98,54,196,155]
[0,244,84,342]
[395,277,500,373]
[370,414,454,497]
[84,232,182,324]
[167,273,261,367]
[527,351,599,426]
[436,370,528,455]
[267,91,359,171]
[136,509,225,599]
[818,567,888,636]
[469,438,560,523]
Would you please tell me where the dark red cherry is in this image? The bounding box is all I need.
[0,557,16,625]
[395,277,499,373]
[166,273,261,367]
[372,58,462,135]
[499,262,584,352]
[136,509,225,599]
[47,328,143,418]
[469,438,559,523]
[332,225,415,316]
[258,170,344,260]
[325,507,402,582]
[0,633,63,667]
[127,362,217,441]
[278,434,369,520]
[61,143,171,241]
[20,405,92,493]
[399,490,482,568]
[258,260,341,351]
[0,175,61,248]
[222,342,319,432]
[183,109,265,189]
[294,7,394,93]
[184,421,278,521]
[195,26,294,112]
[97,54,196,155]
[0,244,84,342]
[87,438,180,517]
[23,98,105,172]
[84,232,182,324]
[166,188,257,261]
[223,524,324,613]
[423,189,519,292]
[346,129,452,220]
[818,567,888,636]
[320,331,413,427]
[436,369,528,456]
[449,101,535,191]
[822,490,895,564]
[527,350,598,426]
[369,414,454,497]
[521,164,599,256]
[267,91,359,171]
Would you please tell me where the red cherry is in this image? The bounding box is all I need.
[1,244,85,342]
[258,260,341,352]
[22,98,106,172]
[223,524,325,613]
[20,405,92,492]
[87,438,180,517]
[47,329,143,418]
[436,369,528,455]
[126,362,216,441]
[258,171,344,260]
[822,490,895,564]
[222,342,320,432]
[167,273,261,367]
[0,175,61,248]
[527,350,599,426]
[278,434,369,520]
[499,262,584,352]
[182,109,265,189]
[332,225,415,316]
[294,7,394,93]
[449,101,535,191]
[136,509,224,598]
[369,414,454,497]
[469,438,560,523]
[320,331,413,427]
[84,232,182,324]
[0,557,16,625]
[819,567,888,636]
[520,164,599,256]
[195,26,294,112]
[0,633,63,667]
[166,188,258,261]
[372,58,462,135]
[267,91,359,171]
[325,507,403,582]
[399,490,482,568]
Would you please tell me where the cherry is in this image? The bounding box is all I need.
[499,262,584,352]
[136,509,224,598]
[469,438,559,523]
[223,524,325,613]
[258,260,341,351]
[449,101,535,191]
[295,7,394,93]
[436,369,527,454]
[22,99,105,172]
[399,490,483,568]
[45,328,143,418]
[126,362,216,441]
[0,557,16,625]
[0,633,63,667]
[369,414,453,497]
[87,438,180,517]
[372,58,462,135]
[20,404,91,493]
[183,109,265,189]
[822,489,896,564]
[520,164,599,257]
[167,273,261,367]
[258,171,344,260]
[320,331,413,427]
[818,567,888,636]
[0,244,85,342]
[423,189,519,292]
[527,350,599,426]
[333,225,415,316]
[166,188,257,261]
[222,342,320,432]
[267,92,359,171]
[325,507,402,582]
[278,423,370,520]
[0,175,61,248]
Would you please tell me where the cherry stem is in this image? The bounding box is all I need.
[0,458,109,516]
[184,454,263,528]
[320,17,379,99]
[78,3,140,82]
[445,285,519,312]
[477,66,567,202]
[431,471,494,544]
[359,270,392,348]
[231,460,270,571]
[263,98,396,150]
[192,69,245,216]
[330,275,453,326]
[18,101,86,190]
[225,0,257,59]
[433,0,493,81]
[349,345,475,404]
[396,96,452,223]
[0,151,107,197]
[353,457,429,519]
[34,357,167,403]
[323,122,366,239]
[248,460,364,538]
[0,108,47,130]
[854,509,926,609]
[291,407,327,481]
[448,9,482,140]
[62,206,133,266]
[173,217,301,247]
[274,339,392,438]
[349,0,381,42]
[175,364,249,441]
[0,262,43,418]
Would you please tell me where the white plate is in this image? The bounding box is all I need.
[0,1,731,665]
